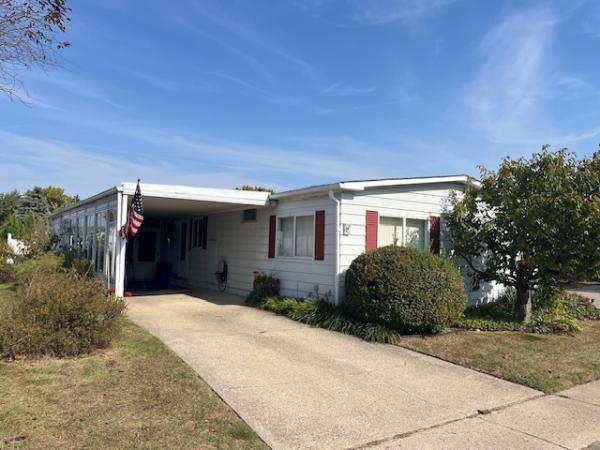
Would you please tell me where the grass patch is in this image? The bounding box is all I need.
[249,296,397,344]
[398,320,600,393]
[0,287,266,450]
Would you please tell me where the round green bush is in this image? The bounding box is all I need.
[344,246,467,334]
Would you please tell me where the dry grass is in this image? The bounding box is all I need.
[0,283,266,450]
[398,321,600,393]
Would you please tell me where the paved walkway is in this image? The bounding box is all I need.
[127,291,600,449]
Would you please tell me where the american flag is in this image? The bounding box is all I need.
[119,181,144,240]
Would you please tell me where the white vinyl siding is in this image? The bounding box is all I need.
[338,182,495,305]
[186,196,335,300]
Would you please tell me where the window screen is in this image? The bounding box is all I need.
[406,219,425,250]
[379,217,403,247]
[243,209,257,222]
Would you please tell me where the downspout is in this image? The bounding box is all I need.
[328,190,340,305]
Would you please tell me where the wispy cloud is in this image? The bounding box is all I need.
[465,7,558,144]
[0,131,269,197]
[295,0,454,26]
[321,82,376,96]
[581,1,600,38]
[36,73,127,109]
[351,0,456,25]
[176,21,278,83]
[123,69,215,94]
[198,69,273,97]
[190,2,321,82]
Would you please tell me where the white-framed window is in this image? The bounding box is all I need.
[191,216,207,249]
[242,208,257,222]
[277,214,314,258]
[379,216,427,250]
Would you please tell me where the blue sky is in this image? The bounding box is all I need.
[1,0,600,198]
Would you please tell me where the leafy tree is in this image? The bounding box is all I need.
[0,0,70,99]
[446,147,600,322]
[0,186,77,238]
[0,189,20,224]
[236,185,274,193]
[20,185,77,217]
[0,212,32,238]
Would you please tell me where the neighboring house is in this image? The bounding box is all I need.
[49,176,498,305]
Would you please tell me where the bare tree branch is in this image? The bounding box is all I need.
[0,0,70,100]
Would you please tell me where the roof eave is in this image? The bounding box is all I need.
[272,175,478,200]
[49,186,119,218]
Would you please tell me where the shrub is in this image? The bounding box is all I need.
[527,290,598,334]
[251,272,280,299]
[454,288,523,331]
[453,317,524,332]
[63,250,93,276]
[0,262,16,284]
[0,241,16,283]
[529,302,582,334]
[249,296,397,344]
[14,251,64,283]
[0,271,125,358]
[345,246,467,334]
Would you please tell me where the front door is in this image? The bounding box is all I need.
[133,229,159,280]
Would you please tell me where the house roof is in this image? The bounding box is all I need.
[270,175,479,200]
[51,175,478,217]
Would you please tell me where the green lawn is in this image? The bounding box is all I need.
[0,284,266,450]
[398,321,600,393]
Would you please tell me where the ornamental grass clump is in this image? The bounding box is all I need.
[345,246,467,334]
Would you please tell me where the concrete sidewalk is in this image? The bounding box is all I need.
[128,291,548,450]
[372,380,600,449]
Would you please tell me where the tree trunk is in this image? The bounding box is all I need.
[516,285,532,323]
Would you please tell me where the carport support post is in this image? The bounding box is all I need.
[115,192,128,297]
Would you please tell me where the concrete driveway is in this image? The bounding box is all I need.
[569,283,600,308]
[127,290,544,449]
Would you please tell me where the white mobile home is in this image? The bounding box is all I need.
[50,176,497,305]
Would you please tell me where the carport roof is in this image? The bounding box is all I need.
[51,182,270,217]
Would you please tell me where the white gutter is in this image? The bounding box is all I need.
[328,189,341,305]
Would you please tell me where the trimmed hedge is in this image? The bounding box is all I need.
[345,246,467,334]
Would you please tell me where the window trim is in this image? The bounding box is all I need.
[276,213,315,259]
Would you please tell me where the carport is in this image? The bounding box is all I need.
[51,183,270,297]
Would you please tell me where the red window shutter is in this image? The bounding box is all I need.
[430,216,440,254]
[201,216,208,249]
[365,210,378,251]
[268,215,276,258]
[314,210,325,261]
